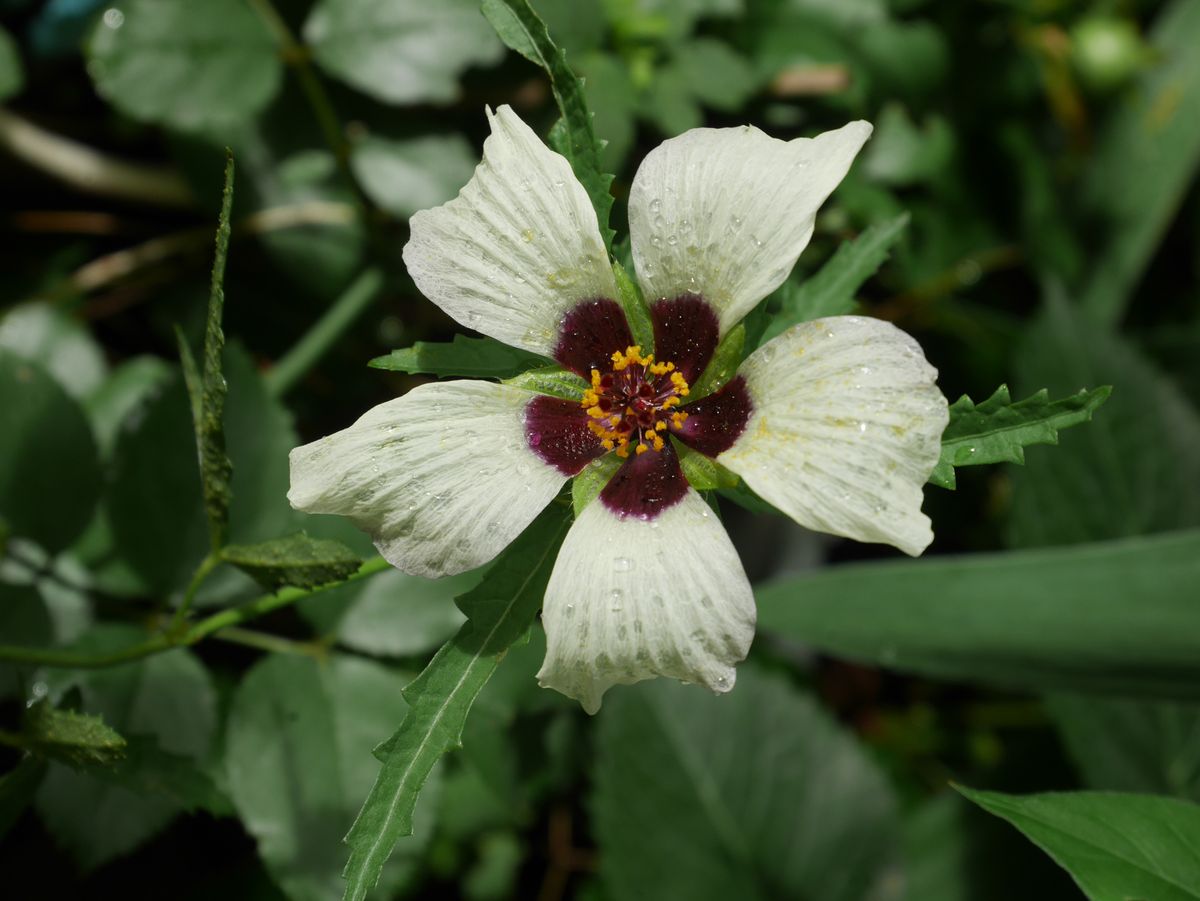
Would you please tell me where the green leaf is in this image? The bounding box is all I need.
[93,735,231,817]
[505,365,588,400]
[612,258,654,351]
[0,24,23,100]
[930,384,1112,490]
[481,0,616,249]
[593,668,898,901]
[0,757,46,842]
[0,302,108,401]
[958,786,1200,901]
[0,582,52,700]
[106,343,298,596]
[305,0,503,105]
[572,454,622,516]
[671,38,757,112]
[350,134,476,220]
[86,0,281,131]
[1078,0,1200,326]
[1008,294,1200,547]
[689,324,744,401]
[180,154,235,552]
[759,213,910,345]
[578,51,637,171]
[0,350,102,553]
[221,532,363,592]
[341,506,570,901]
[755,528,1200,698]
[676,443,738,492]
[297,568,474,658]
[226,655,436,901]
[21,702,126,768]
[82,355,173,456]
[861,104,955,186]
[35,625,218,869]
[370,335,548,379]
[1046,695,1200,802]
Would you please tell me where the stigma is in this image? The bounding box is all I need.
[580,345,690,458]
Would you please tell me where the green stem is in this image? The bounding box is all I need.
[171,552,221,632]
[265,267,385,397]
[245,0,369,213]
[213,626,329,660]
[0,557,391,670]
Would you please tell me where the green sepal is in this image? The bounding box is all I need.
[930,384,1113,489]
[677,443,739,491]
[572,454,623,516]
[612,259,654,351]
[505,365,588,400]
[369,335,547,379]
[21,701,127,769]
[221,532,363,592]
[690,324,745,401]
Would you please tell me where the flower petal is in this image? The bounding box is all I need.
[718,316,948,556]
[649,293,719,383]
[538,489,756,714]
[525,394,607,475]
[403,105,618,359]
[629,122,871,336]
[288,381,566,577]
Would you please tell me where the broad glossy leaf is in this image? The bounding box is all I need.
[369,336,547,378]
[226,655,435,901]
[350,134,475,220]
[1047,695,1200,802]
[0,351,101,552]
[296,567,474,658]
[305,0,503,105]
[759,213,909,345]
[35,625,217,869]
[960,787,1200,901]
[82,356,172,455]
[593,668,899,901]
[930,384,1111,489]
[221,533,362,592]
[86,0,281,131]
[1078,0,1200,326]
[341,506,570,901]
[1008,296,1200,547]
[755,528,1200,698]
[0,302,107,400]
[481,0,615,249]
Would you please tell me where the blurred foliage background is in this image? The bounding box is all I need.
[1,0,1199,899]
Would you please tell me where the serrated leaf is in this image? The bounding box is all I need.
[612,259,653,350]
[958,787,1200,901]
[759,213,910,346]
[755,528,1200,698]
[341,506,570,901]
[677,443,738,492]
[369,335,547,379]
[179,155,235,551]
[504,365,588,400]
[86,0,281,131]
[21,702,127,768]
[571,454,623,516]
[221,532,363,592]
[594,669,898,901]
[304,0,503,105]
[481,0,615,249]
[929,384,1112,490]
[690,324,744,401]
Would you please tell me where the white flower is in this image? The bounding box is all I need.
[289,106,948,713]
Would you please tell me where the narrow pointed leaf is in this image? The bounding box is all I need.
[756,529,1200,698]
[958,786,1200,901]
[221,532,363,592]
[341,506,570,901]
[369,335,547,379]
[481,0,615,249]
[571,455,622,516]
[504,365,588,400]
[930,384,1112,489]
[690,324,744,401]
[759,212,909,345]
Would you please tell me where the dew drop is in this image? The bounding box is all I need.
[613,557,635,573]
[103,7,124,28]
